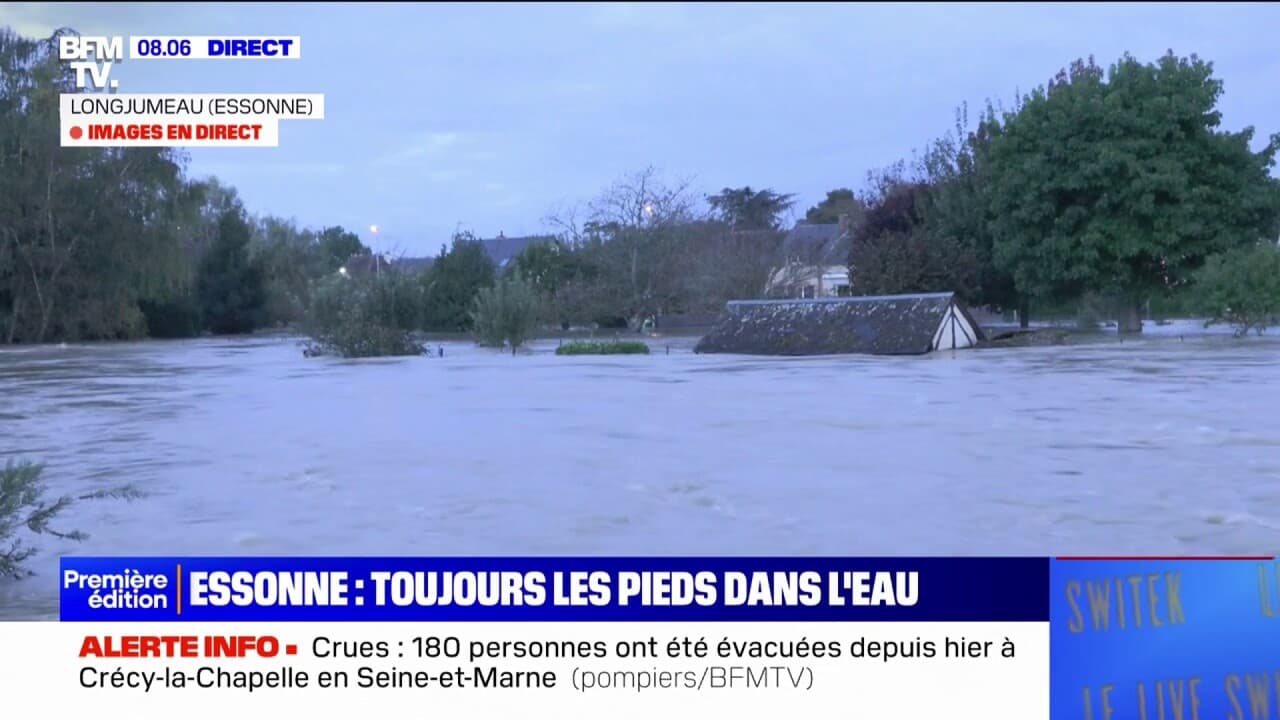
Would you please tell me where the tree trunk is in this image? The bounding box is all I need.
[1117,300,1143,335]
[6,295,19,344]
[1018,299,1030,329]
[35,303,51,344]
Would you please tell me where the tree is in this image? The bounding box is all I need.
[420,231,496,332]
[547,167,703,327]
[252,215,318,326]
[316,226,368,274]
[302,270,423,358]
[0,460,68,578]
[471,273,542,354]
[983,52,1280,333]
[847,172,958,296]
[508,238,584,327]
[805,188,865,226]
[1,459,140,578]
[707,186,795,231]
[0,28,193,343]
[1192,242,1280,336]
[137,178,237,339]
[507,237,568,288]
[197,208,266,334]
[915,104,1023,316]
[681,221,785,310]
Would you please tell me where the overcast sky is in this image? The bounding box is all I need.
[3,2,1279,255]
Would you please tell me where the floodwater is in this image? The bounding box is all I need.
[1,323,1278,618]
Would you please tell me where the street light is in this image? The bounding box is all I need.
[369,224,382,277]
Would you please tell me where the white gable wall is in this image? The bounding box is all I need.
[931,302,979,351]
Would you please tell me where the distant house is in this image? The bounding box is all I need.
[394,256,435,274]
[338,253,395,278]
[765,215,854,299]
[694,292,985,356]
[480,232,554,271]
[382,234,552,275]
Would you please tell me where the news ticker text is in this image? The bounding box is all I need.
[2,622,1045,719]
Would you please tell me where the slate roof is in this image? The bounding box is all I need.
[781,222,849,266]
[693,292,986,356]
[481,233,554,269]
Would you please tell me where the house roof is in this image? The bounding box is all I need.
[781,222,849,266]
[481,233,554,269]
[694,292,986,356]
[394,256,435,272]
[340,253,395,275]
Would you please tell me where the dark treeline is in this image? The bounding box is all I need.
[0,29,369,344]
[4,27,1280,346]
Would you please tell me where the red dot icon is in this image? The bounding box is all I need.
[69,126,83,140]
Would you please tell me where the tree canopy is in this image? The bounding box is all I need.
[707,186,795,231]
[982,53,1280,331]
[420,232,496,332]
[805,188,864,226]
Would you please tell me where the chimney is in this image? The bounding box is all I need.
[837,213,850,233]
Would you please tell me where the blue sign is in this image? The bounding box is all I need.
[1050,556,1278,720]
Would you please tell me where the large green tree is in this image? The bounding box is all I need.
[983,53,1280,332]
[420,231,496,332]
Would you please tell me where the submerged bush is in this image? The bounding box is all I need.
[0,461,141,579]
[303,272,424,358]
[555,341,650,356]
[471,274,542,355]
[1193,243,1280,336]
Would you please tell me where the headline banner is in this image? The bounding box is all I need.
[59,556,1047,622]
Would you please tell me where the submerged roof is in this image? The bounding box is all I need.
[694,292,985,356]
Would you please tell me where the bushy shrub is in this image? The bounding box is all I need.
[303,272,424,358]
[1193,243,1280,336]
[471,274,542,354]
[555,341,650,356]
[1,461,140,579]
